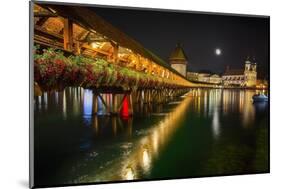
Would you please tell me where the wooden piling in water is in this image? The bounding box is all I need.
[111,93,118,115]
[92,92,98,114]
[128,93,133,116]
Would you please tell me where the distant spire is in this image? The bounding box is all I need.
[245,56,251,64]
[176,42,182,47]
[226,65,230,71]
[252,56,257,64]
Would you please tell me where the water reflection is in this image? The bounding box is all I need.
[191,89,268,135]
[212,110,220,138]
[34,88,269,185]
[83,90,92,118]
[63,90,67,119]
[122,92,192,179]
[124,167,135,180]
[34,88,268,141]
[83,89,92,126]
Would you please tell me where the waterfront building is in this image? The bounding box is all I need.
[256,79,268,89]
[186,72,199,81]
[209,74,222,84]
[198,73,211,83]
[222,57,257,87]
[169,43,188,77]
[187,72,222,84]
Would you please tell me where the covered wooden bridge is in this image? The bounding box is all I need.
[32,3,200,115]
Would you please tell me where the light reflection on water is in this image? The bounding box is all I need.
[85,91,193,182]
[83,90,92,118]
[193,89,267,129]
[63,90,67,119]
[34,88,269,185]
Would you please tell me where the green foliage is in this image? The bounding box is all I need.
[34,48,175,91]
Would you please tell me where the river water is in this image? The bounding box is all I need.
[34,88,269,186]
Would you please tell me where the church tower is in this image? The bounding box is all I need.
[244,56,257,87]
[169,43,188,77]
[244,56,251,71]
[251,57,257,72]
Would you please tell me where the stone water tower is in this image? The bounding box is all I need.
[169,43,188,77]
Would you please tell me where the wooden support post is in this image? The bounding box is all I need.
[159,90,162,104]
[139,90,142,103]
[92,115,98,135]
[152,90,155,103]
[158,90,161,104]
[148,90,152,103]
[163,89,167,103]
[111,42,119,64]
[136,55,141,71]
[117,94,126,112]
[98,94,109,114]
[111,93,118,115]
[128,93,134,116]
[155,90,158,104]
[156,90,158,103]
[135,90,140,103]
[63,18,73,51]
[145,90,148,103]
[75,41,80,55]
[147,90,150,103]
[147,90,149,103]
[92,92,98,114]
[143,90,147,104]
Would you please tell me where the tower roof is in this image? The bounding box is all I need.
[252,57,257,64]
[245,56,251,64]
[169,43,188,62]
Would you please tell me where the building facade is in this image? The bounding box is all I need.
[209,74,222,84]
[187,72,222,84]
[186,72,199,81]
[198,73,211,83]
[169,43,188,77]
[222,58,257,87]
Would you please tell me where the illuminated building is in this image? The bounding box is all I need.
[186,72,222,84]
[222,57,257,87]
[209,74,222,84]
[186,72,199,81]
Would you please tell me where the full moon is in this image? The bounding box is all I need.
[215,48,222,56]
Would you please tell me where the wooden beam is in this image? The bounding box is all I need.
[117,94,127,112]
[34,11,57,17]
[111,41,119,64]
[128,93,133,115]
[75,41,81,55]
[111,94,118,114]
[36,17,49,26]
[92,93,98,114]
[98,94,109,111]
[77,30,89,41]
[81,43,111,56]
[34,35,63,49]
[63,18,73,51]
[34,25,63,40]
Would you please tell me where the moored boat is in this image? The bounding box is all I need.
[252,94,268,102]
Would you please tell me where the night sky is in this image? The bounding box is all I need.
[90,6,269,79]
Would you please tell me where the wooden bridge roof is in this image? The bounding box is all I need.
[37,2,187,80]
